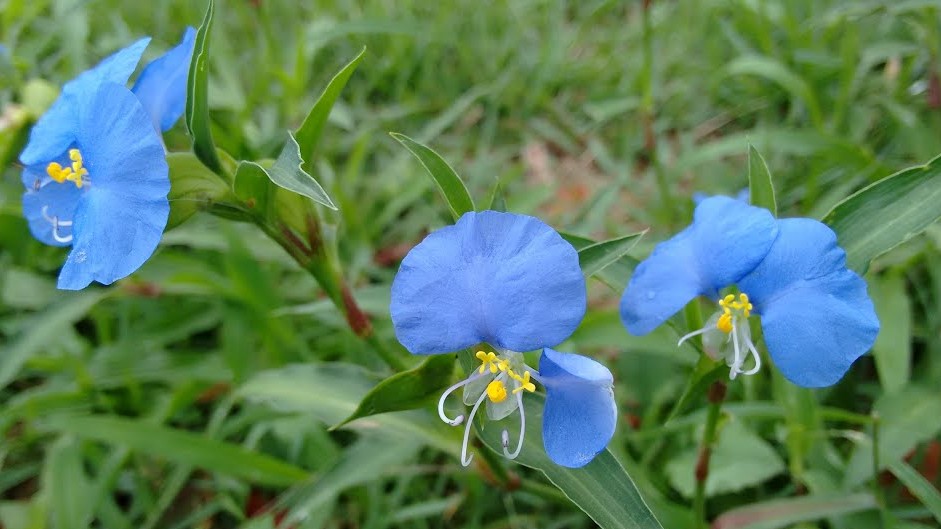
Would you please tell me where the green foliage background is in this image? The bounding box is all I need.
[2,0,941,528]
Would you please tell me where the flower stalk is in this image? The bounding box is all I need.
[693,380,726,529]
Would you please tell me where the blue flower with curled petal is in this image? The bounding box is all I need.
[620,196,879,387]
[18,31,194,290]
[391,210,617,468]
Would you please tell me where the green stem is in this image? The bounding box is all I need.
[693,381,726,529]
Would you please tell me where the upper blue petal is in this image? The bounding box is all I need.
[62,37,151,96]
[131,27,196,132]
[390,211,586,354]
[738,218,879,387]
[19,38,151,167]
[56,82,169,290]
[620,196,778,335]
[19,95,80,166]
[539,347,616,468]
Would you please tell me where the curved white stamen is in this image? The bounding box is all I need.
[729,320,743,379]
[437,371,485,426]
[502,390,526,459]
[677,326,711,347]
[526,369,543,385]
[460,390,489,467]
[41,206,74,244]
[741,337,762,376]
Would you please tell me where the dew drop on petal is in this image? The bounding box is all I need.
[75,250,87,263]
[646,290,656,300]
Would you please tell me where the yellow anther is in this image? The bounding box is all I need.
[719,294,735,308]
[497,359,510,372]
[46,162,66,183]
[716,312,733,334]
[486,380,508,403]
[45,149,88,189]
[476,351,500,374]
[511,371,536,394]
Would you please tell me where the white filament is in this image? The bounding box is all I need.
[460,390,490,467]
[502,390,526,459]
[437,371,485,426]
[41,206,73,244]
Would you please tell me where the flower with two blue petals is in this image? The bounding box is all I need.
[620,196,879,388]
[391,210,617,468]
[19,29,195,290]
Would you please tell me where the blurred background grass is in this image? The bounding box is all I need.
[2,0,941,528]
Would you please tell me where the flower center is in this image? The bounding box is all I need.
[437,349,539,467]
[46,149,90,189]
[678,292,762,380]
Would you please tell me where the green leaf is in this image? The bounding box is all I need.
[475,393,664,529]
[869,272,911,393]
[562,232,637,290]
[390,133,474,220]
[726,56,822,128]
[44,437,93,529]
[166,152,233,229]
[238,363,459,455]
[185,0,223,174]
[887,460,941,525]
[233,161,275,217]
[263,133,337,209]
[578,232,645,280]
[747,145,777,216]
[823,154,941,273]
[844,385,941,486]
[45,416,309,487]
[0,291,107,390]
[711,493,876,529]
[666,420,785,498]
[334,354,455,428]
[295,47,366,171]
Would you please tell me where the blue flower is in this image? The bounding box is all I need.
[20,29,195,167]
[620,196,879,387]
[18,33,197,290]
[391,210,617,468]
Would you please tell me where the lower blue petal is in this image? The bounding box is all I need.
[132,27,196,132]
[391,211,586,354]
[22,179,84,247]
[620,196,777,335]
[56,82,169,290]
[738,218,879,387]
[539,348,616,468]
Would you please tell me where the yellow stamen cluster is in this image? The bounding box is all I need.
[475,350,537,402]
[46,149,88,189]
[716,293,753,334]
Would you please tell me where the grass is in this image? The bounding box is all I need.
[2,0,941,528]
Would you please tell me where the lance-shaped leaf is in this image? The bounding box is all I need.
[824,153,941,273]
[295,47,366,172]
[748,144,777,216]
[261,133,337,210]
[391,133,474,220]
[185,0,223,174]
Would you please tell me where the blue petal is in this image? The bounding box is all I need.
[620,196,777,335]
[19,38,151,167]
[738,218,879,387]
[56,82,169,290]
[61,37,151,96]
[390,211,586,354]
[21,178,84,247]
[539,348,616,468]
[132,27,196,132]
[19,96,79,167]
